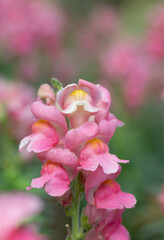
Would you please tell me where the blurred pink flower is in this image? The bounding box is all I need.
[157,186,164,214]
[0,79,34,140]
[145,5,164,60]
[0,192,46,240]
[102,42,151,107]
[77,5,118,55]
[0,0,66,57]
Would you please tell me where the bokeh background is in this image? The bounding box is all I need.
[1,0,164,239]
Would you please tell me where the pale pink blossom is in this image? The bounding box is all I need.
[0,79,34,140]
[0,192,45,240]
[0,0,66,57]
[157,185,164,214]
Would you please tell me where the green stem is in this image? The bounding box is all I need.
[72,177,81,240]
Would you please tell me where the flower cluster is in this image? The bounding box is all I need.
[19,79,136,239]
[0,192,47,240]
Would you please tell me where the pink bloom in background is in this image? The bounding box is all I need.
[145,5,164,60]
[77,5,118,56]
[0,0,66,57]
[157,185,164,214]
[0,192,47,240]
[101,42,151,107]
[0,79,34,140]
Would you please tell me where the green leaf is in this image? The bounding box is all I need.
[50,78,63,93]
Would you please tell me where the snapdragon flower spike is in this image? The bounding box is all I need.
[56,79,100,128]
[79,138,128,174]
[27,161,70,197]
[94,179,136,210]
[19,120,59,153]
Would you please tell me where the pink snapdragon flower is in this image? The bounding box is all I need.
[19,99,68,153]
[27,162,70,197]
[78,138,128,174]
[0,192,46,240]
[19,120,59,153]
[56,79,101,128]
[64,119,126,174]
[94,179,136,210]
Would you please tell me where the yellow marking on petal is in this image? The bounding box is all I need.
[104,179,114,186]
[85,138,107,154]
[32,120,51,133]
[69,90,89,101]
[41,161,56,175]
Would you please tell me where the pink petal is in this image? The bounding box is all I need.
[95,194,124,210]
[109,225,130,240]
[44,180,70,197]
[85,167,121,205]
[78,79,101,105]
[108,154,129,164]
[85,228,100,240]
[79,154,99,172]
[56,83,77,109]
[64,121,99,150]
[95,85,111,123]
[31,175,51,188]
[98,119,117,143]
[27,133,58,153]
[99,154,119,174]
[46,148,78,168]
[117,192,137,209]
[107,113,124,127]
[19,135,32,152]
[31,101,68,132]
